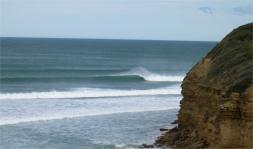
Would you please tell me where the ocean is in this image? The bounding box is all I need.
[0,38,216,149]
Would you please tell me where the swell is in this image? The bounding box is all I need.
[0,75,145,83]
[1,67,184,82]
[0,75,183,83]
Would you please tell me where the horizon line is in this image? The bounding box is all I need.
[0,36,219,42]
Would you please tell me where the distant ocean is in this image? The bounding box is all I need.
[0,38,216,149]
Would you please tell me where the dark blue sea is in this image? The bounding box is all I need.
[0,38,216,149]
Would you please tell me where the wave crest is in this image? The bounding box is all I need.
[112,67,184,82]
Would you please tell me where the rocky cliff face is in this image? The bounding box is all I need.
[156,23,253,148]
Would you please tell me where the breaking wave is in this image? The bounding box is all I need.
[110,67,184,82]
[0,86,181,100]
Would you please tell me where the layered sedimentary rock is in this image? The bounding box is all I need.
[156,23,253,148]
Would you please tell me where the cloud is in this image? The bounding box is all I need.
[198,7,213,14]
[233,5,253,16]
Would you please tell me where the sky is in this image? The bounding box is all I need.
[0,0,252,41]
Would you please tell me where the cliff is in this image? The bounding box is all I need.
[156,23,253,148]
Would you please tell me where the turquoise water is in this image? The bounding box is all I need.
[0,38,216,148]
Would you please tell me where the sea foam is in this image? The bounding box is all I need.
[0,108,176,126]
[0,96,181,126]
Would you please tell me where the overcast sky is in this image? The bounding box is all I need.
[1,0,252,41]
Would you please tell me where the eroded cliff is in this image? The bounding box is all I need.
[156,23,253,148]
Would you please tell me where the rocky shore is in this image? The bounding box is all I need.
[155,23,253,148]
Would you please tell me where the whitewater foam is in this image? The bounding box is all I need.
[0,93,181,126]
[0,86,180,100]
[113,67,184,82]
[0,108,177,126]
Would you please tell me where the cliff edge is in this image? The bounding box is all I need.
[156,23,253,148]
